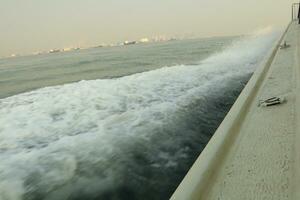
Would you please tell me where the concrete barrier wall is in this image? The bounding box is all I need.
[170,23,291,200]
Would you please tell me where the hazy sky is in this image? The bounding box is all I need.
[0,0,296,56]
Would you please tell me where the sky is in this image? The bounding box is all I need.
[0,0,296,57]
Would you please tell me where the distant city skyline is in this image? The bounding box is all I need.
[0,0,295,57]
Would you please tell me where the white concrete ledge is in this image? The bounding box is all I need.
[171,23,291,200]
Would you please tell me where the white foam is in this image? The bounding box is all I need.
[0,30,279,199]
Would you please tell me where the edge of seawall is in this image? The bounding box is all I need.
[171,22,292,200]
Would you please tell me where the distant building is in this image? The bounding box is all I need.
[33,51,43,55]
[63,48,72,52]
[168,37,177,41]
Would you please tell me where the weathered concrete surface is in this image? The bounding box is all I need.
[171,22,300,200]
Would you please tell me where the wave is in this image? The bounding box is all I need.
[0,29,279,200]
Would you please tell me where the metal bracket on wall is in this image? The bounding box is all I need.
[259,96,286,107]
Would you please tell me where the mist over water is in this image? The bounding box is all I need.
[0,30,279,200]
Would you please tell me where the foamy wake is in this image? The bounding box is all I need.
[0,29,279,200]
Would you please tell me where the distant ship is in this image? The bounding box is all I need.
[123,41,136,45]
[49,49,61,53]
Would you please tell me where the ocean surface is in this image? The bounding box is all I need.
[0,31,279,200]
[0,38,233,99]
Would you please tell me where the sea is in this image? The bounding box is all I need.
[0,30,279,200]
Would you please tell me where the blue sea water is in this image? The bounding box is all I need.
[0,32,278,200]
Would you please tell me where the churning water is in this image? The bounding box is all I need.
[0,30,279,200]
